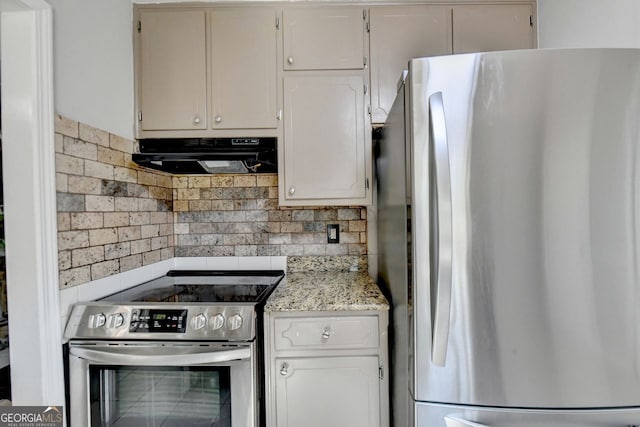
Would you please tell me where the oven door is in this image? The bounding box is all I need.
[68,341,256,427]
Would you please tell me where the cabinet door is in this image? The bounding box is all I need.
[283,72,370,205]
[453,4,534,54]
[283,7,365,70]
[275,356,380,427]
[210,9,278,129]
[369,6,452,124]
[138,10,207,131]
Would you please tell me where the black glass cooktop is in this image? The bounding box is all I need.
[100,270,284,304]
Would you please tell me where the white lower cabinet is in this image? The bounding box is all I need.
[265,312,389,427]
[275,356,380,427]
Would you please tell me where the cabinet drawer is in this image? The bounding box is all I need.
[274,316,379,351]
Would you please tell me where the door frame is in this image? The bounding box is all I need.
[1,0,64,407]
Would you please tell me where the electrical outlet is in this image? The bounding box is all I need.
[327,224,339,244]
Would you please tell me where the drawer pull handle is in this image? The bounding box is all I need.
[280,362,289,376]
[321,328,331,342]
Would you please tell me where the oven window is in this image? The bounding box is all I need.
[89,366,231,427]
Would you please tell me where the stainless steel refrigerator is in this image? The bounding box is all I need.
[376,48,640,427]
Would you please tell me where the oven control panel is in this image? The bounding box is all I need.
[129,309,187,333]
[64,304,257,341]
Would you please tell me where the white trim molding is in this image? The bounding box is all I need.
[1,0,64,407]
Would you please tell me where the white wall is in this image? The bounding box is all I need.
[538,0,640,48]
[49,0,134,139]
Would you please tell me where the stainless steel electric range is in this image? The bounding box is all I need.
[64,269,284,427]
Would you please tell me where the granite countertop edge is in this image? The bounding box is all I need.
[264,270,389,313]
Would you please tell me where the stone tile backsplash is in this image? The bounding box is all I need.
[55,115,367,288]
[55,115,174,288]
[173,175,367,257]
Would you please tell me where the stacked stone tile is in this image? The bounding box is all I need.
[55,115,174,287]
[172,175,367,257]
[55,115,367,288]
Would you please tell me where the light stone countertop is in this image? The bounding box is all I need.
[264,270,389,312]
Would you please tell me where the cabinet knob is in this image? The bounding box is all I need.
[321,328,331,342]
[288,187,295,196]
[193,116,201,125]
[280,362,289,376]
[287,56,294,65]
[214,115,222,124]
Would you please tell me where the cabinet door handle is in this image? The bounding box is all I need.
[288,187,295,196]
[193,116,201,125]
[321,328,331,342]
[287,56,294,65]
[280,362,289,376]
[214,115,222,124]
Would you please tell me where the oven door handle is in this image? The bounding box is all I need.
[69,346,251,366]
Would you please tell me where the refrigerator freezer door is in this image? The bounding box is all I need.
[410,49,640,408]
[416,401,640,427]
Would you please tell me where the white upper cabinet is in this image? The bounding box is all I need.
[138,10,207,132]
[280,6,371,206]
[210,8,278,129]
[452,4,535,54]
[283,71,370,205]
[283,7,365,70]
[369,5,452,124]
[135,6,280,138]
[135,2,536,166]
[368,2,536,124]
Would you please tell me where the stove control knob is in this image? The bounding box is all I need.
[227,314,243,331]
[209,314,225,330]
[191,313,207,331]
[108,313,125,328]
[89,313,107,328]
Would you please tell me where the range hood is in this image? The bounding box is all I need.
[132,137,277,174]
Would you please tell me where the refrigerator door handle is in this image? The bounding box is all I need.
[429,91,453,367]
[444,416,490,427]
